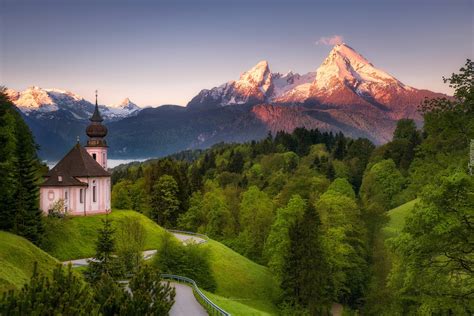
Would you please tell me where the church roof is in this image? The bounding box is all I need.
[41,143,110,187]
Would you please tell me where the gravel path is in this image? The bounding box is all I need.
[169,282,208,316]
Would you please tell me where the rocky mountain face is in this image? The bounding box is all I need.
[187,43,446,144]
[10,43,447,160]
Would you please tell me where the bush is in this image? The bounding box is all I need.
[153,232,216,291]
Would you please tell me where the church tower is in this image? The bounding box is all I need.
[85,91,108,169]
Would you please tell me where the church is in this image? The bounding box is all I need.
[40,93,111,215]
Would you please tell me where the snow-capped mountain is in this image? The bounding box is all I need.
[105,98,141,119]
[186,43,446,143]
[11,43,448,160]
[7,86,141,120]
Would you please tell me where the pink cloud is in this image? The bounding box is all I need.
[316,35,344,46]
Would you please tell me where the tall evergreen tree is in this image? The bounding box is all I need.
[85,216,119,282]
[0,95,18,231]
[281,204,330,314]
[13,117,44,245]
[0,88,43,245]
[150,174,180,227]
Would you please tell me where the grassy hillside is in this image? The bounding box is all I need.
[43,210,166,261]
[42,209,278,313]
[382,199,418,239]
[0,231,59,292]
[203,290,272,316]
[201,240,279,315]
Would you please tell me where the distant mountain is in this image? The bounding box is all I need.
[186,43,446,143]
[7,87,141,121]
[11,43,448,160]
[6,86,142,160]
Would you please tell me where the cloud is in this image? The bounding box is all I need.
[315,35,344,46]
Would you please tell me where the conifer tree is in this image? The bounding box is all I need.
[0,88,44,245]
[85,215,120,282]
[281,204,330,314]
[122,265,176,315]
[0,264,98,315]
[0,95,18,231]
[13,117,44,246]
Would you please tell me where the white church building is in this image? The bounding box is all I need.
[40,93,111,215]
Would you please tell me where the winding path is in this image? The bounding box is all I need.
[62,232,209,315]
[168,282,208,316]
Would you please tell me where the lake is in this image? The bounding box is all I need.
[45,158,149,170]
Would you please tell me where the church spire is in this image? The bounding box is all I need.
[90,89,103,122]
[86,90,108,147]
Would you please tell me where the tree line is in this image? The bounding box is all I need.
[111,60,473,314]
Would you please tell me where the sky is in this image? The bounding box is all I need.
[1,0,473,107]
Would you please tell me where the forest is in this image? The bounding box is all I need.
[110,61,474,314]
[0,60,472,315]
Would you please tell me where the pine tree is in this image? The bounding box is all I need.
[85,216,120,282]
[0,100,18,231]
[281,204,330,314]
[122,265,176,315]
[13,118,44,246]
[0,88,44,245]
[0,263,98,315]
[93,272,125,315]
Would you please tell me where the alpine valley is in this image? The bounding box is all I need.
[8,44,447,160]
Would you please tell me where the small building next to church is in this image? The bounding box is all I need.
[40,93,111,215]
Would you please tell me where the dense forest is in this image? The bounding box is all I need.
[0,60,472,314]
[111,60,474,314]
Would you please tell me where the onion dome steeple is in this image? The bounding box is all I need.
[86,90,108,147]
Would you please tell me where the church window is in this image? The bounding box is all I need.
[80,189,84,203]
[93,182,97,202]
[93,153,97,160]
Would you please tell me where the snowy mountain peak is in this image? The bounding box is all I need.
[315,43,405,91]
[115,98,140,110]
[8,87,141,120]
[237,60,272,89]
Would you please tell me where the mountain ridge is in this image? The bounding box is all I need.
[7,43,448,160]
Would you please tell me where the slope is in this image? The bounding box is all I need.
[0,231,59,292]
[42,210,278,314]
[382,199,418,239]
[202,240,279,315]
[43,210,166,261]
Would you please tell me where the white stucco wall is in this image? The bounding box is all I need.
[40,177,111,216]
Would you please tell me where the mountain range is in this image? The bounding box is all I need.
[7,43,447,160]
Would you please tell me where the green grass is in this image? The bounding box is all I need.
[382,199,418,239]
[0,231,59,292]
[201,240,279,315]
[203,290,272,316]
[44,210,166,261]
[42,209,278,313]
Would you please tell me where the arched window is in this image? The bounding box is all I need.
[92,153,97,161]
